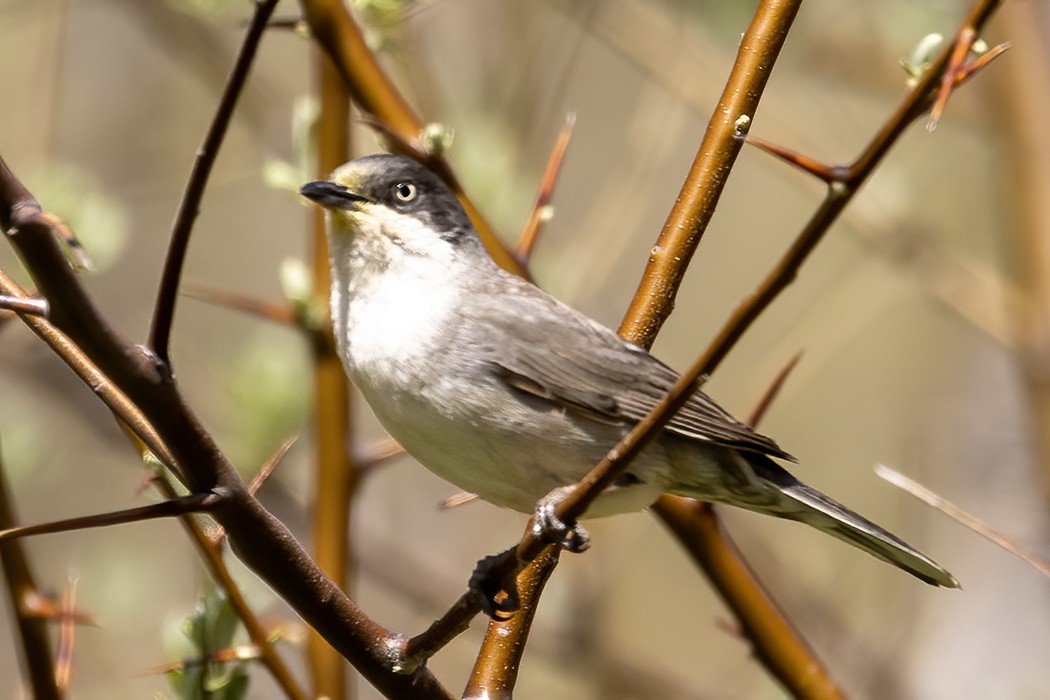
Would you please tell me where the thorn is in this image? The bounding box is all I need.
[438,492,480,510]
[21,588,95,626]
[184,285,299,326]
[747,350,803,427]
[248,434,298,496]
[714,616,745,640]
[745,135,840,184]
[355,436,405,472]
[139,643,264,676]
[927,26,977,132]
[266,17,308,35]
[954,41,1011,85]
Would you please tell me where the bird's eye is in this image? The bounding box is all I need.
[392,182,417,202]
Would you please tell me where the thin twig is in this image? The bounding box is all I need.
[437,492,479,510]
[875,465,1050,579]
[0,492,222,543]
[927,27,976,131]
[54,578,77,694]
[148,0,280,364]
[184,285,299,326]
[515,114,576,265]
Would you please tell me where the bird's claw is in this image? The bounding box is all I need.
[469,549,519,620]
[534,488,591,553]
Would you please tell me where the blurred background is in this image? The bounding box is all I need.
[0,0,1047,698]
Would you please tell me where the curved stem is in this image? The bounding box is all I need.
[149,0,279,364]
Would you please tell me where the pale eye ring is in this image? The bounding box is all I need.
[393,182,417,202]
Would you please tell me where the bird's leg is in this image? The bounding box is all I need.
[533,485,591,553]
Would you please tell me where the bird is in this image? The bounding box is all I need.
[299,153,958,588]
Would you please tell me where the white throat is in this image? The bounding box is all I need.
[326,205,464,381]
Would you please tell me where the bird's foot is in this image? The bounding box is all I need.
[469,548,519,620]
[533,486,591,553]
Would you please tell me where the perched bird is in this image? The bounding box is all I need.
[300,154,957,588]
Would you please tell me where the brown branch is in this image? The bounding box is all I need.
[619,0,802,349]
[403,593,482,672]
[997,4,1050,491]
[148,0,280,364]
[0,438,61,700]
[651,497,843,699]
[537,0,806,552]
[297,0,527,278]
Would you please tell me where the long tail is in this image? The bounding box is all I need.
[772,478,958,588]
[678,454,959,588]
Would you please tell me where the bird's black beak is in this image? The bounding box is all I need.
[299,180,368,209]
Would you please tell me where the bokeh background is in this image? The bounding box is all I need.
[1,1,1047,698]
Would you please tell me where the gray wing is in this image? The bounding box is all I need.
[462,277,794,461]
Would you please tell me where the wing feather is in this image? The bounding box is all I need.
[462,277,793,461]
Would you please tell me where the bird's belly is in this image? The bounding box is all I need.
[354,368,666,517]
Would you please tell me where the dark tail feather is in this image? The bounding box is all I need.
[677,454,959,588]
[774,479,958,588]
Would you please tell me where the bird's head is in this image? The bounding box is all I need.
[300,154,481,264]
